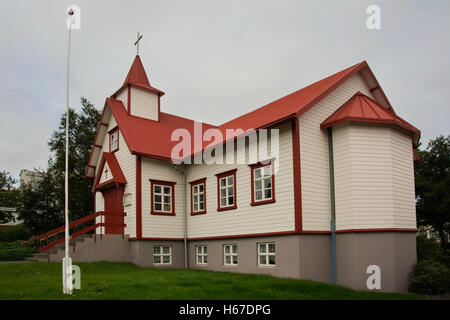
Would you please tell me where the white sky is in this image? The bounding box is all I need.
[0,0,449,180]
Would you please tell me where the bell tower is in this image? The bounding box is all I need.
[113,34,165,121]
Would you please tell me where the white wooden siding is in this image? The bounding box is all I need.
[94,111,136,237]
[116,87,128,109]
[130,86,159,121]
[333,124,416,230]
[141,157,184,238]
[185,122,295,238]
[99,162,111,184]
[298,72,375,231]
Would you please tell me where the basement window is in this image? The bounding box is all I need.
[224,244,238,266]
[257,242,276,266]
[153,245,172,265]
[196,245,207,265]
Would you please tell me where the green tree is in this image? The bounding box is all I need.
[415,135,450,249]
[18,97,101,234]
[48,97,101,223]
[0,171,20,223]
[18,167,63,234]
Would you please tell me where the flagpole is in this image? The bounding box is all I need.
[63,8,74,295]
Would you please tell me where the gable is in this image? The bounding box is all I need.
[99,162,111,185]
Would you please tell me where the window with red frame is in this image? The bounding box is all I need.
[109,128,119,152]
[150,179,176,215]
[216,169,237,211]
[250,161,275,206]
[190,178,206,215]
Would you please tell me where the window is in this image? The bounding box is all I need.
[153,245,172,265]
[224,244,238,265]
[249,161,275,206]
[216,169,237,211]
[150,179,176,215]
[109,127,119,152]
[196,245,207,265]
[190,178,206,215]
[257,242,276,266]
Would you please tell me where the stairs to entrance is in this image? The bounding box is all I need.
[27,234,131,263]
[26,234,95,262]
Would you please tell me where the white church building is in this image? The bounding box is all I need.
[40,55,420,292]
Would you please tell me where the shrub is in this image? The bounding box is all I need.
[0,241,36,261]
[0,225,32,242]
[416,235,440,261]
[408,260,450,295]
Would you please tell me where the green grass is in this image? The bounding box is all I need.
[0,262,421,300]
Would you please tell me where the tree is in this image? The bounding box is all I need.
[415,135,450,249]
[18,97,101,234]
[0,171,20,223]
[48,97,101,223]
[19,167,63,234]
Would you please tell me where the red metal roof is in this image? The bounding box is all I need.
[320,92,420,137]
[217,61,376,133]
[102,152,127,184]
[123,55,151,87]
[115,55,165,97]
[107,98,217,161]
[92,152,127,189]
[86,59,419,177]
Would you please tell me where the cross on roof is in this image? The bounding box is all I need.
[134,32,143,56]
[104,167,109,179]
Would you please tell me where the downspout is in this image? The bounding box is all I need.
[172,164,187,270]
[327,127,337,285]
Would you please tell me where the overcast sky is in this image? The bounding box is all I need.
[1,0,449,180]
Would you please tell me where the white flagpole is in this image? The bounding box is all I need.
[63,8,74,295]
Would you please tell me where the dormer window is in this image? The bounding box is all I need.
[109,127,119,152]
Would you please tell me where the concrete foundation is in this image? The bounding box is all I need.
[45,232,416,293]
[336,232,417,292]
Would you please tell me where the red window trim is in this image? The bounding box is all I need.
[150,179,176,216]
[249,159,276,206]
[215,169,237,212]
[109,126,119,153]
[189,178,207,215]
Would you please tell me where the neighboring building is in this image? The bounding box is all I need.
[1,169,44,226]
[0,206,20,226]
[419,225,450,243]
[48,55,421,292]
[19,169,43,187]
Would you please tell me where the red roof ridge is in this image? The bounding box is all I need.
[217,61,367,131]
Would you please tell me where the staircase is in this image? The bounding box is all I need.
[26,211,129,263]
[26,234,95,262]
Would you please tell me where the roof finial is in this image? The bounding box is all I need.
[134,32,143,56]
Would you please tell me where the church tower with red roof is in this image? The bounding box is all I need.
[112,55,165,122]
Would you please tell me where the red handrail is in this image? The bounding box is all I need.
[39,211,105,255]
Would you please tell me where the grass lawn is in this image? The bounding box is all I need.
[0,262,421,300]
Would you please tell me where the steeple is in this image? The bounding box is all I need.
[122,55,151,87]
[112,54,164,122]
